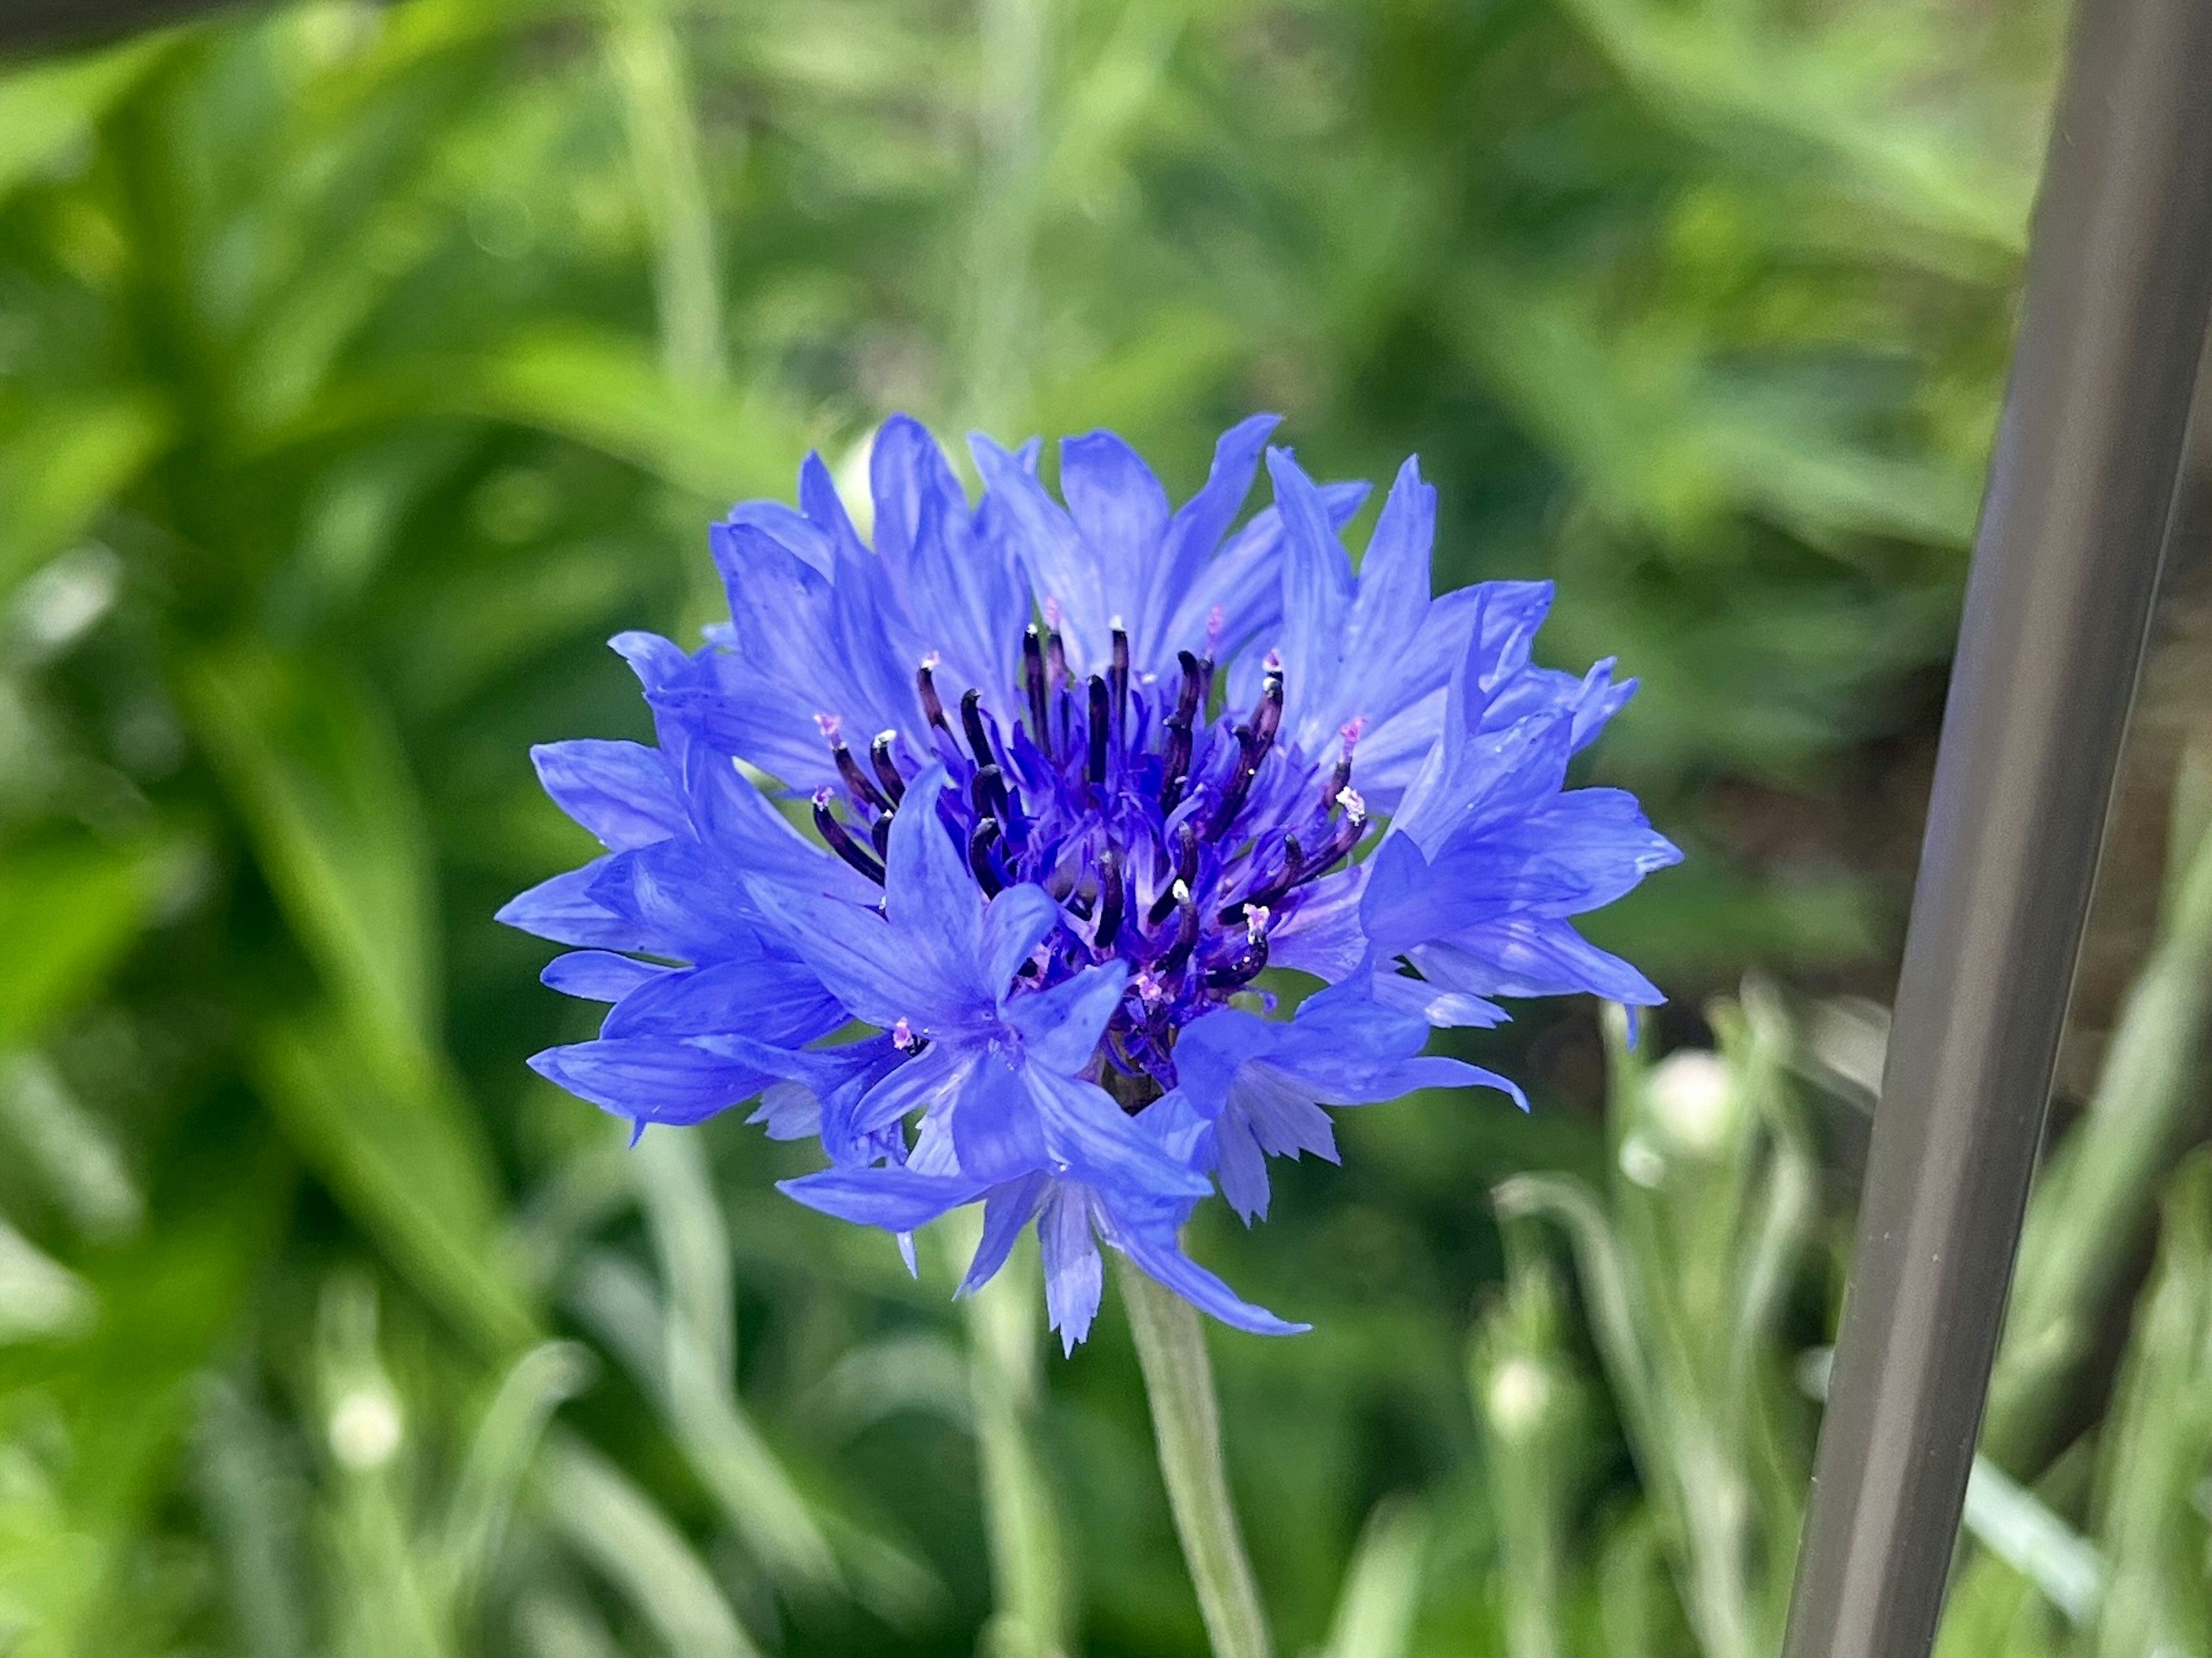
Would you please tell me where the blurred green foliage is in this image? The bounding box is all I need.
[13,1,2209,1656]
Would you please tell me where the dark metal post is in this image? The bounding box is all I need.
[0,1,260,53]
[1779,2,2212,1656]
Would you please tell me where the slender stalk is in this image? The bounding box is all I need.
[965,0,1051,432]
[605,0,726,392]
[1983,739,2212,1471]
[942,1221,1070,1658]
[1115,1256,1273,1658]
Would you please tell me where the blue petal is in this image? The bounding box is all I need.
[747,1082,822,1141]
[589,839,766,964]
[798,450,874,570]
[746,878,939,1031]
[1158,479,1370,666]
[529,1037,777,1125]
[999,961,1129,1073]
[1569,661,1637,750]
[948,1052,1052,1185]
[1140,413,1281,660]
[881,768,991,1000]
[849,1044,969,1140]
[972,434,1112,671]
[497,860,658,951]
[1317,456,1437,745]
[680,741,876,902]
[726,497,836,577]
[1391,697,1575,857]
[1360,830,1589,953]
[1039,1184,1104,1353]
[1415,917,1664,1004]
[1366,969,1507,1029]
[913,475,1026,710]
[1233,1069,1339,1163]
[1027,1067,1211,1199]
[600,957,847,1049]
[1060,430,1169,650]
[779,1164,985,1231]
[541,950,673,1002]
[960,1174,1050,1295]
[764,1036,908,1163]
[1266,447,1356,739]
[870,415,968,580]
[1164,1006,1278,1113]
[610,630,691,695]
[877,417,1025,705]
[979,885,1063,1001]
[1465,788,1684,916]
[646,673,829,791]
[1265,878,1370,981]
[531,739,689,851]
[1111,1216,1308,1338]
[1210,1105,1270,1223]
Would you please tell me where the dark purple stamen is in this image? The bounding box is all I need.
[1158,883,1200,974]
[1047,630,1071,752]
[1023,625,1051,745]
[1206,667,1285,838]
[960,689,997,768]
[870,732,907,804]
[1148,821,1199,925]
[1205,933,1269,989]
[1251,663,1285,746]
[1220,834,1305,927]
[870,811,894,858]
[1109,624,1130,729]
[972,764,1010,824]
[813,789,886,884]
[1172,651,1206,726]
[968,819,1005,894]
[1161,651,1204,809]
[1308,794,1369,876]
[1095,847,1124,951]
[1086,676,1110,786]
[833,741,892,815]
[918,662,950,738]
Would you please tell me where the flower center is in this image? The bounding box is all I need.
[809,622,1372,1085]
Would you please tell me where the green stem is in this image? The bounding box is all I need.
[605,0,726,392]
[1115,1257,1273,1658]
[943,1223,1069,1658]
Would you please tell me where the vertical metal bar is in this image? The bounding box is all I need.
[0,1,256,51]
[1779,2,2212,1656]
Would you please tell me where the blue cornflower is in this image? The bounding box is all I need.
[502,415,1679,1348]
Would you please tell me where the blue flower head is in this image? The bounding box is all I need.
[502,416,1679,1350]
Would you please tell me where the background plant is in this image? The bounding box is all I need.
[9,1,2195,1656]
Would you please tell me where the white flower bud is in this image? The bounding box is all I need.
[1643,1050,1737,1159]
[1484,1356,1552,1440]
[328,1386,403,1471]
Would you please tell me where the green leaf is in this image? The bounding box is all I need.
[253,1010,536,1358]
[0,837,183,1053]
[181,646,532,1355]
[0,392,170,598]
[0,36,172,207]
[2088,1150,2212,1658]
[181,646,437,1038]
[288,329,818,502]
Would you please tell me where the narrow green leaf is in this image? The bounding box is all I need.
[0,393,169,597]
